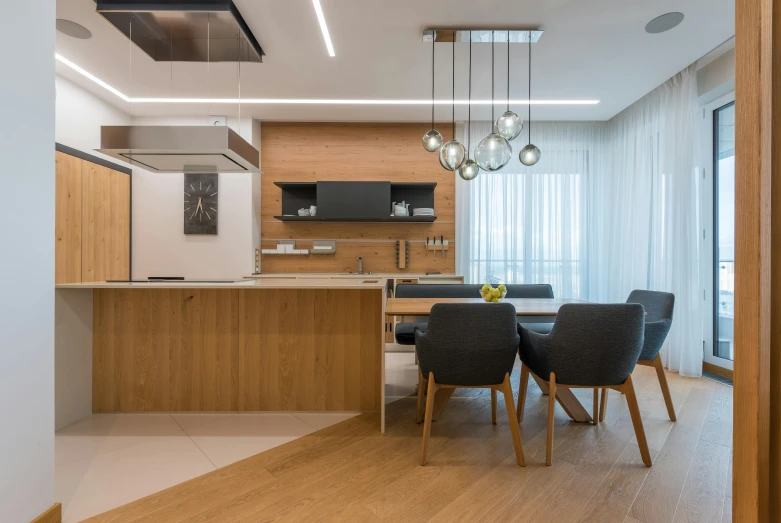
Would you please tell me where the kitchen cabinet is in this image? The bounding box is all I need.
[55,147,130,284]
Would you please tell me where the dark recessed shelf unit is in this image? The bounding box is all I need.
[274,181,437,223]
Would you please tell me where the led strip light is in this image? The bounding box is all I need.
[56,54,599,106]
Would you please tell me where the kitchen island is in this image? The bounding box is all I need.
[55,278,391,431]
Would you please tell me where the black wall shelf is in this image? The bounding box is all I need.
[274,181,437,223]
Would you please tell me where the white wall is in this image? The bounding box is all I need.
[0,0,56,521]
[130,116,260,279]
[697,46,735,103]
[55,75,131,159]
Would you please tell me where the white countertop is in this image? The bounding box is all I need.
[56,278,389,290]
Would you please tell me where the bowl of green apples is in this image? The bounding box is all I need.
[480,283,507,303]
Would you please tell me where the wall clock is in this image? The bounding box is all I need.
[184,173,218,235]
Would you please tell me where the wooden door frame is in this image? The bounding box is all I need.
[734,0,780,520]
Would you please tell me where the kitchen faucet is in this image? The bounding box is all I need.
[358,257,363,275]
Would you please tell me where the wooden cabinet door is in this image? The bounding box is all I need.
[82,162,130,282]
[55,151,83,284]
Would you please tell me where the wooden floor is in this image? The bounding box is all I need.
[84,364,733,523]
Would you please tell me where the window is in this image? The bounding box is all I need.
[467,163,587,298]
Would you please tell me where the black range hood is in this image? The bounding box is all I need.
[95,0,264,63]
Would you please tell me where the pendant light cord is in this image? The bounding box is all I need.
[507,31,510,112]
[452,35,455,139]
[431,32,435,129]
[528,30,532,143]
[467,32,472,153]
[491,31,495,122]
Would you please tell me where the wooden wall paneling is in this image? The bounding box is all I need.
[259,241,455,274]
[94,289,383,412]
[55,151,83,284]
[734,0,781,520]
[260,122,456,274]
[82,164,130,282]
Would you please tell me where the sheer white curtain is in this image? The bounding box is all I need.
[456,64,703,376]
[456,121,607,300]
[605,65,702,376]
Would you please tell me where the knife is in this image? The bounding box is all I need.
[426,237,429,254]
[441,235,445,259]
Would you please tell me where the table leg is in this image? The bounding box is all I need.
[531,373,592,423]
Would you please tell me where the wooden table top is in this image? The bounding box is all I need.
[384,297,588,316]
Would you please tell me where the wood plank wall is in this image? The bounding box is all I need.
[260,123,456,274]
[92,288,383,412]
[734,0,781,520]
[55,151,130,284]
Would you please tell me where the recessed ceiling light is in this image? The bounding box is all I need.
[645,12,684,34]
[55,54,600,106]
[312,0,335,57]
[56,19,92,39]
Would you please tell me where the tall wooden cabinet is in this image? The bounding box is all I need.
[55,147,130,284]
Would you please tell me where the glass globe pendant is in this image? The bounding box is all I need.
[422,129,444,152]
[457,158,480,180]
[519,32,542,168]
[439,139,467,171]
[474,133,512,171]
[423,32,442,153]
[495,111,523,141]
[520,143,541,166]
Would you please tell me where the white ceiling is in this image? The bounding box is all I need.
[55,0,735,121]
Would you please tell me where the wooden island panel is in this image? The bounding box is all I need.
[92,288,382,412]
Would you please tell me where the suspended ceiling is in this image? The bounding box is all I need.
[55,0,735,121]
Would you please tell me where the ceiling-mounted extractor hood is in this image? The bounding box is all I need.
[97,126,261,173]
[95,0,264,63]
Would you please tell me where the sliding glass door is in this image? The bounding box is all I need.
[714,102,735,362]
[703,96,735,369]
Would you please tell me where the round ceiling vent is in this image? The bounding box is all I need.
[56,19,92,40]
[645,12,684,34]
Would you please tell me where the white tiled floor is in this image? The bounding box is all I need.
[55,351,416,522]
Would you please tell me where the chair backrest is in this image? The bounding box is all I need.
[626,290,675,322]
[415,303,520,386]
[395,283,554,299]
[626,290,675,360]
[545,303,645,386]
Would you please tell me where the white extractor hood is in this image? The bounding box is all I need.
[96,126,261,173]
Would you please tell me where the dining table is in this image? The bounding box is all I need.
[384,297,594,424]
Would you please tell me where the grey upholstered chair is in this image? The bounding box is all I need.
[394,283,555,345]
[414,303,524,466]
[599,290,676,422]
[517,303,652,466]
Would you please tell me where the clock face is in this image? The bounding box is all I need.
[184,173,218,235]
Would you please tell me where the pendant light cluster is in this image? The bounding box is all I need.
[423,30,542,179]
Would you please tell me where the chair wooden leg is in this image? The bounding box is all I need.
[593,388,599,424]
[500,373,525,466]
[652,353,677,422]
[416,367,426,423]
[517,364,529,423]
[546,372,557,466]
[599,387,608,422]
[420,372,438,466]
[491,388,497,425]
[623,374,653,467]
